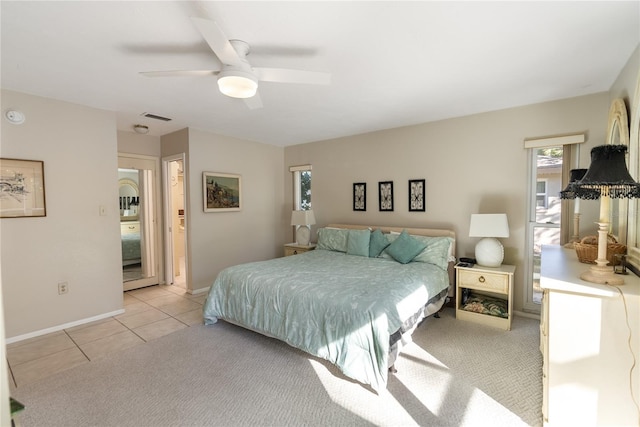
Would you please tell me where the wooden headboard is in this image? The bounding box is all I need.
[327,224,457,292]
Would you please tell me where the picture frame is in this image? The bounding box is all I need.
[378,181,394,211]
[353,182,366,211]
[409,179,426,212]
[203,172,241,212]
[0,158,46,218]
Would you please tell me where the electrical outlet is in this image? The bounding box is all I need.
[58,282,68,295]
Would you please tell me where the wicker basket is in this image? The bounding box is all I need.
[574,235,627,265]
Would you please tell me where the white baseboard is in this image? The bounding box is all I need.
[514,310,540,320]
[190,286,210,296]
[6,309,125,345]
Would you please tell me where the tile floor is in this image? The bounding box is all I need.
[6,284,206,391]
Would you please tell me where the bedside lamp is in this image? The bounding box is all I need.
[469,214,510,267]
[572,144,640,285]
[291,210,316,246]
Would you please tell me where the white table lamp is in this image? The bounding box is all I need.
[469,213,510,267]
[291,210,316,246]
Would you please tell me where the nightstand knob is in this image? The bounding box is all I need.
[293,250,298,254]
[478,276,486,283]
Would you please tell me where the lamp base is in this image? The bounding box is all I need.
[296,225,311,246]
[580,264,624,285]
[475,237,504,268]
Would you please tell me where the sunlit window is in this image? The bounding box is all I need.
[290,165,312,210]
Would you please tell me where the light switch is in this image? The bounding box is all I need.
[99,205,107,216]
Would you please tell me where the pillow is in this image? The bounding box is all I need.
[385,230,427,264]
[369,229,390,257]
[316,227,348,252]
[412,236,454,270]
[347,229,371,257]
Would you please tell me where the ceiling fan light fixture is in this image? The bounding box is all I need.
[218,71,258,99]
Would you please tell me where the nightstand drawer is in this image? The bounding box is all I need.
[284,243,316,257]
[120,221,140,235]
[458,270,508,293]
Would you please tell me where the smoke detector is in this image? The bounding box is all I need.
[5,110,25,125]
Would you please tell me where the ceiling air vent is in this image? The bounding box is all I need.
[141,112,172,122]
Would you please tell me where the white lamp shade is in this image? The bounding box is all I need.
[469,214,509,238]
[291,210,316,226]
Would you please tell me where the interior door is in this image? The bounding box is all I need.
[118,154,161,291]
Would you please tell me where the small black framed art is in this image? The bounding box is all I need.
[409,179,425,212]
[379,181,394,211]
[353,182,366,211]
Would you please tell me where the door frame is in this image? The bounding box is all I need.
[162,154,187,287]
[118,153,163,291]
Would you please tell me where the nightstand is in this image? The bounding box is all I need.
[455,263,515,330]
[284,243,316,257]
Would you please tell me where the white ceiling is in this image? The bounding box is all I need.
[2,1,639,147]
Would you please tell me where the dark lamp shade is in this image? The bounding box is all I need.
[560,168,588,200]
[573,145,640,200]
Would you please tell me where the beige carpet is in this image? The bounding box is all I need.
[12,308,542,426]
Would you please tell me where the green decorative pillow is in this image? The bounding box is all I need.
[347,229,371,257]
[412,236,454,270]
[369,229,390,257]
[316,228,348,252]
[385,230,427,264]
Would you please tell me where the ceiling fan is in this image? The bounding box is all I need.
[140,17,331,109]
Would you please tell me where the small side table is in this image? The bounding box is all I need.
[455,263,515,330]
[284,243,316,257]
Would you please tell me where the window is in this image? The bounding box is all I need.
[536,180,548,208]
[523,133,584,312]
[290,165,312,210]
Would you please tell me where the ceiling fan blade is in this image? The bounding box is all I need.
[253,68,331,85]
[243,92,263,110]
[190,17,242,67]
[140,70,218,77]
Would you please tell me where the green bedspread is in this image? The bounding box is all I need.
[203,249,449,391]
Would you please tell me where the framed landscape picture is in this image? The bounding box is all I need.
[409,179,425,212]
[378,181,394,211]
[203,172,241,212]
[353,182,366,211]
[0,158,46,218]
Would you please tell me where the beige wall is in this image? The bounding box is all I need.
[180,128,286,293]
[1,90,123,338]
[610,45,640,104]
[117,130,161,157]
[284,93,611,312]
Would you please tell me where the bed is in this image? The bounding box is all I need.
[121,232,141,266]
[203,224,456,392]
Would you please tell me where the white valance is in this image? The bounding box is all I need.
[524,133,585,149]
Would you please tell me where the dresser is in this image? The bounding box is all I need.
[540,245,640,427]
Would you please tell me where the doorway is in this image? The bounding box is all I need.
[118,154,161,291]
[163,155,187,289]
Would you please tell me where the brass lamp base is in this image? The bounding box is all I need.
[580,264,624,286]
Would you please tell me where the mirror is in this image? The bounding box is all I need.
[627,73,640,273]
[119,178,139,221]
[606,98,630,244]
